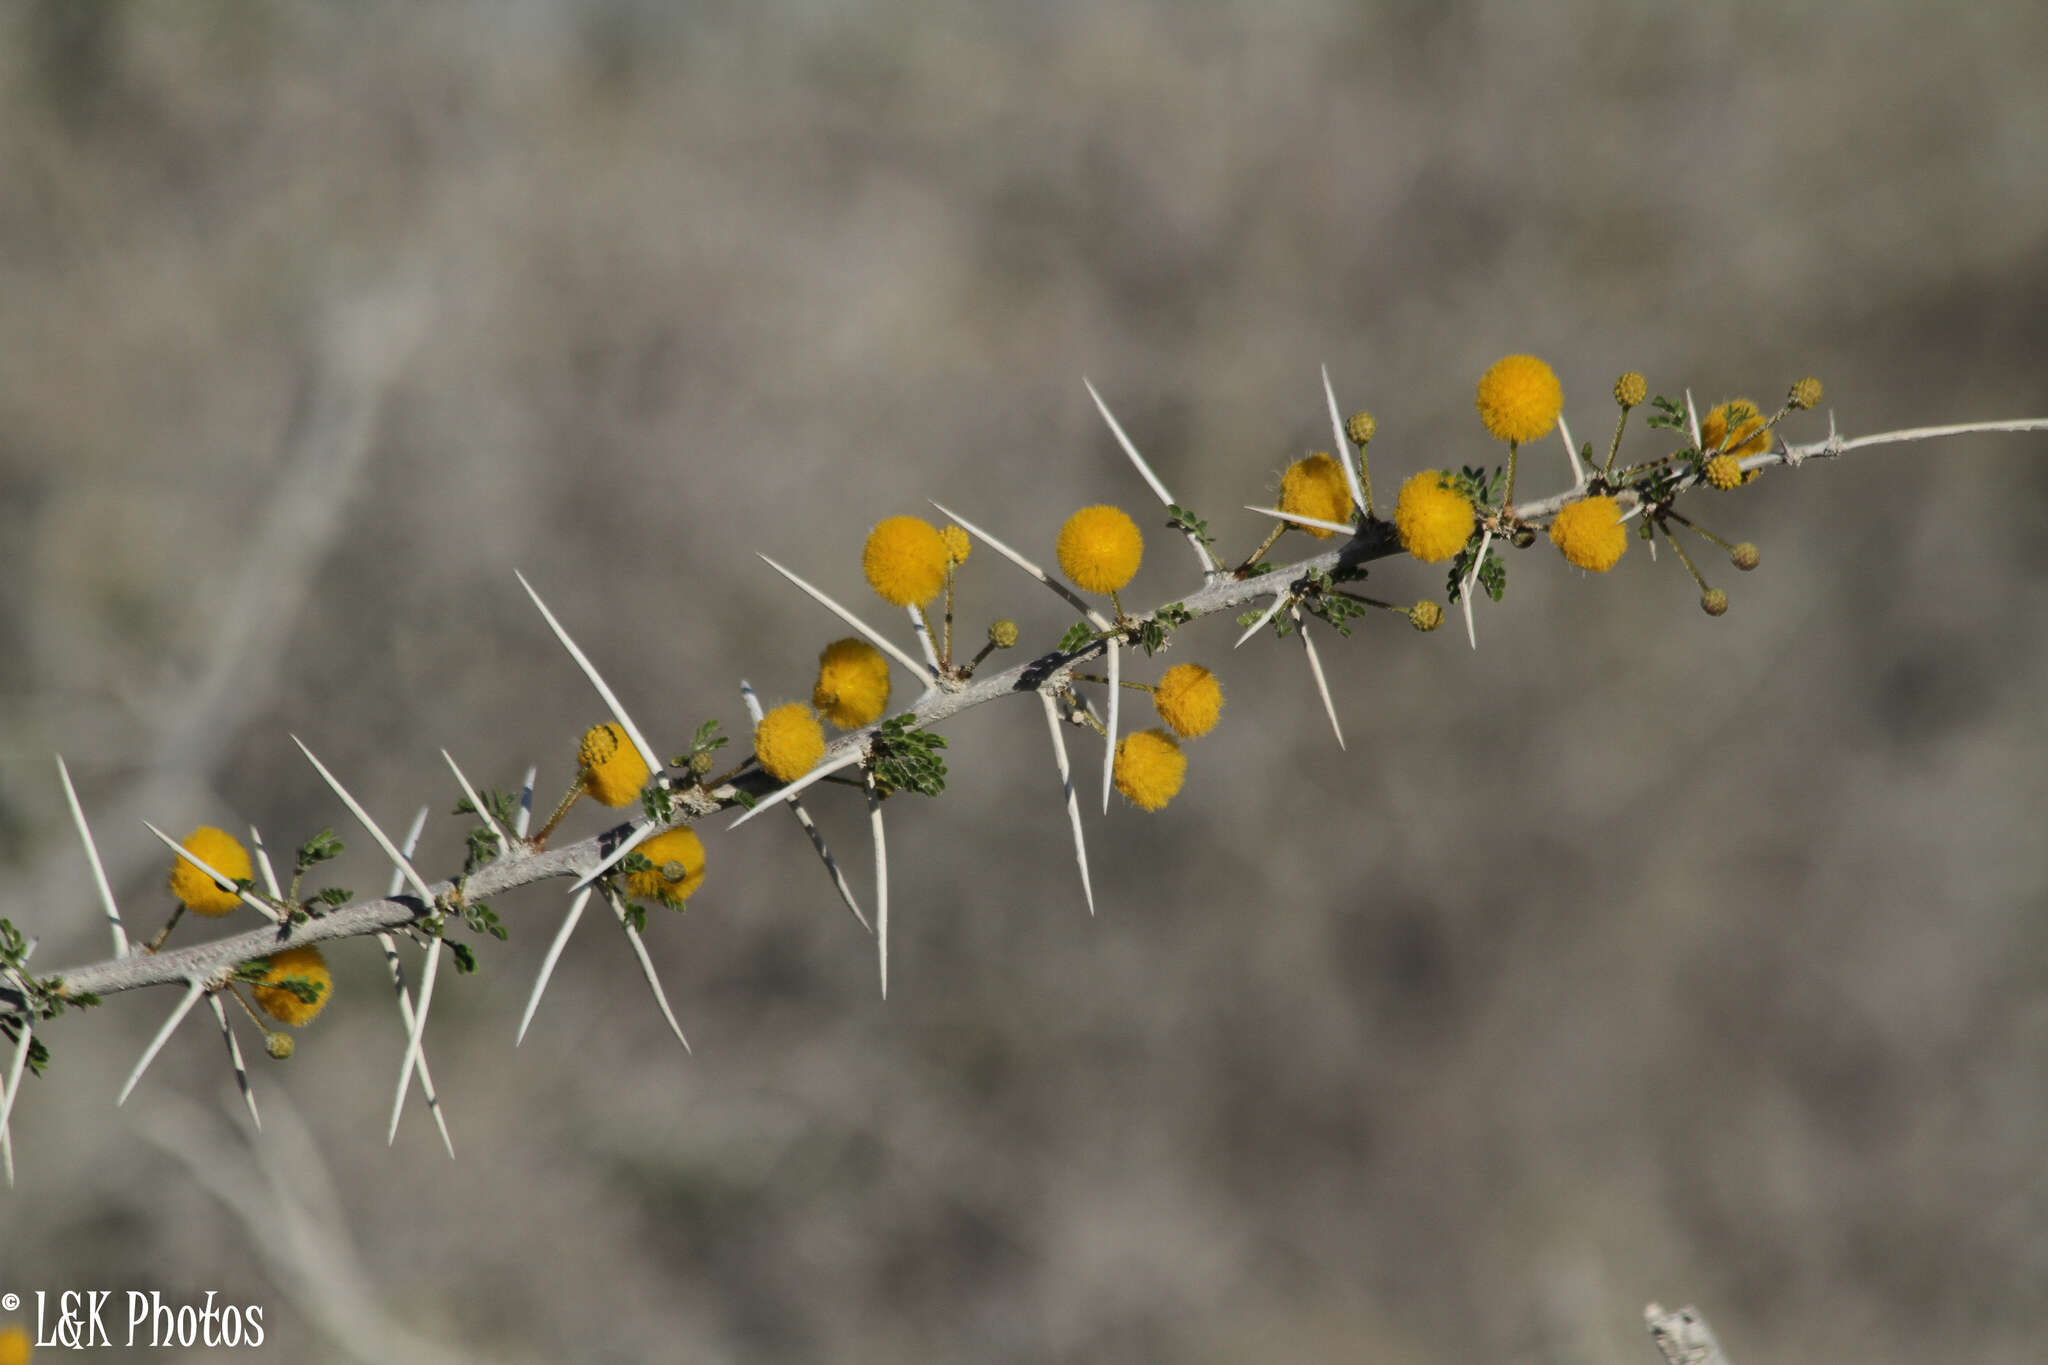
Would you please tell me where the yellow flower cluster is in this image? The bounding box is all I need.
[168,826,252,917]
[251,945,332,1026]
[862,515,951,607]
[1475,354,1563,444]
[812,638,891,729]
[1112,729,1186,812]
[0,1322,30,1365]
[754,703,826,783]
[940,523,972,565]
[1703,398,1769,460]
[1152,663,1224,739]
[627,827,707,906]
[1393,472,1474,564]
[579,722,651,807]
[1278,453,1353,539]
[1549,496,1628,572]
[1057,505,1143,594]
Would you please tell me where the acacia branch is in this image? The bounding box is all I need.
[9,417,2042,1018]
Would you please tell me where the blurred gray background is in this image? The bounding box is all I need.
[3,2,2046,1361]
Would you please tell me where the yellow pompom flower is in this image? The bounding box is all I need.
[579,722,652,808]
[1393,471,1475,564]
[940,523,972,565]
[862,515,951,607]
[168,826,252,917]
[1789,377,1823,411]
[0,1322,30,1365]
[1112,728,1187,812]
[1475,354,1563,444]
[1702,398,1770,458]
[1152,663,1224,739]
[1703,454,1743,490]
[812,638,892,730]
[1278,453,1354,539]
[250,945,332,1026]
[627,827,707,906]
[1056,505,1143,594]
[1548,495,1628,572]
[754,703,826,783]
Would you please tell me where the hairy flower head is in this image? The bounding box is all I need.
[1152,663,1224,739]
[812,638,891,730]
[167,826,252,918]
[862,515,951,607]
[1278,453,1354,539]
[1056,505,1143,594]
[754,703,826,783]
[580,722,652,807]
[1112,728,1187,812]
[251,945,332,1026]
[0,1323,30,1365]
[1702,399,1770,461]
[940,524,972,565]
[1789,377,1823,411]
[1548,495,1628,572]
[1476,354,1563,443]
[628,827,707,906]
[1394,471,1475,564]
[1614,371,1647,408]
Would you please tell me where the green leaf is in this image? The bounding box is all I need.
[870,715,949,798]
[294,828,345,872]
[1057,620,1096,655]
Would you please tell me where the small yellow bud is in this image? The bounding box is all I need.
[265,1031,296,1060]
[688,750,715,778]
[1344,410,1377,446]
[1730,542,1760,571]
[1408,600,1443,632]
[988,619,1019,649]
[1701,588,1729,617]
[1614,372,1647,408]
[1703,454,1743,491]
[940,524,972,565]
[1788,377,1823,410]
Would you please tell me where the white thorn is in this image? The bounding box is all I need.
[1685,389,1703,450]
[515,570,665,779]
[248,825,283,900]
[756,554,932,681]
[1041,691,1095,915]
[1100,636,1120,814]
[204,992,261,1131]
[1242,505,1356,536]
[56,755,126,956]
[441,750,510,849]
[0,1023,33,1176]
[867,770,889,999]
[1235,591,1292,648]
[742,680,868,932]
[927,501,1113,630]
[518,888,593,1045]
[290,738,438,906]
[604,887,690,1052]
[118,978,207,1107]
[387,935,442,1145]
[1294,607,1344,750]
[513,765,538,838]
[1084,377,1220,574]
[140,820,285,923]
[906,604,940,671]
[726,747,869,831]
[1461,527,1493,651]
[1558,411,1585,487]
[1321,364,1368,518]
[395,805,430,878]
[375,930,454,1159]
